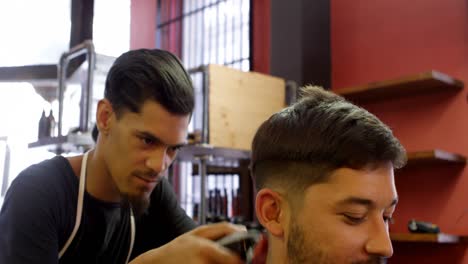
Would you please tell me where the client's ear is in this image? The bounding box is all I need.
[255,188,286,237]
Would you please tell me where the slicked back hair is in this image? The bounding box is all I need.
[104,49,194,118]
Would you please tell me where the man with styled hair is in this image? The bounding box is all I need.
[251,85,407,264]
[0,49,246,264]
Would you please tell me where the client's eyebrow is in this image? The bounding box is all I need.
[336,196,398,208]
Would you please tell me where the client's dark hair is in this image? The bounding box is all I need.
[250,85,406,196]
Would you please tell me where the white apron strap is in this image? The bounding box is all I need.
[57,151,136,263]
[58,151,89,258]
[125,209,136,263]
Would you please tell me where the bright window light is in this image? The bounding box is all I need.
[0,0,71,66]
[93,0,131,56]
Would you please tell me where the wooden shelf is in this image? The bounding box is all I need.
[391,233,468,244]
[406,150,467,166]
[336,70,464,102]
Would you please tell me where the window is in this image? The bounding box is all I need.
[156,0,251,220]
[93,0,131,57]
[157,0,250,71]
[0,0,71,67]
[0,83,56,208]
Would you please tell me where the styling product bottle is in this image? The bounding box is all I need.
[223,188,228,218]
[47,110,56,137]
[231,188,237,216]
[38,110,48,140]
[214,188,220,217]
[192,203,199,223]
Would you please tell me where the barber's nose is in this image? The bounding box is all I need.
[365,219,393,258]
[145,147,168,173]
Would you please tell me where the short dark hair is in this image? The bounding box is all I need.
[250,85,406,196]
[104,49,194,117]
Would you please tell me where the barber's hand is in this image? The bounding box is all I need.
[130,222,246,264]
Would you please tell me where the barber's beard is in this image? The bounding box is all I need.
[123,170,162,218]
[123,192,151,218]
[286,221,385,264]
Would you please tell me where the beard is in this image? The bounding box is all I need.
[287,220,325,264]
[287,220,386,264]
[130,193,150,217]
[123,170,163,217]
[122,191,151,218]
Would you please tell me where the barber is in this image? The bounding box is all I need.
[0,49,260,263]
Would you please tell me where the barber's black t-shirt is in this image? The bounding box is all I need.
[59,192,132,264]
[0,156,197,264]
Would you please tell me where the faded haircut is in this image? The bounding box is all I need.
[250,85,406,198]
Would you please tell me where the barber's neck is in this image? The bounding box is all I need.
[84,148,122,203]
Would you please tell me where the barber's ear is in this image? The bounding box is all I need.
[96,99,114,135]
[255,189,285,237]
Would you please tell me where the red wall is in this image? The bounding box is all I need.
[130,0,157,50]
[332,0,468,263]
[252,0,271,74]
